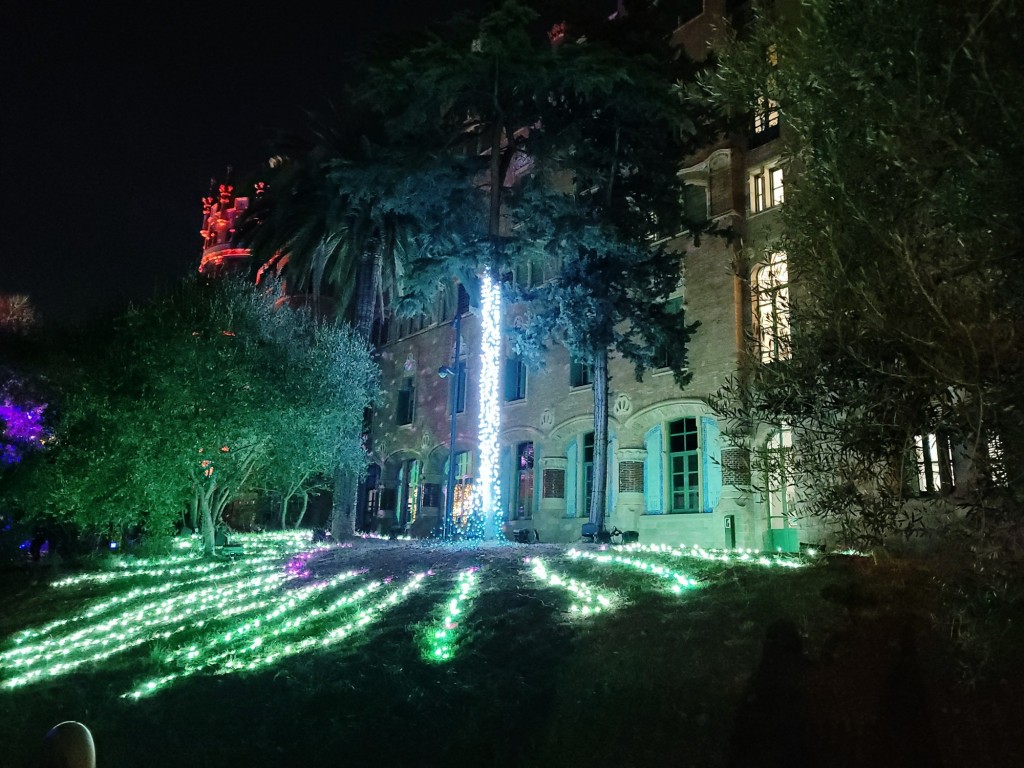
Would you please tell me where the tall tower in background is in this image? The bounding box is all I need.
[198,174,262,276]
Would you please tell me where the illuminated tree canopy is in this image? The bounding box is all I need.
[9,278,378,555]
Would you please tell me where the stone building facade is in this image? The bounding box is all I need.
[362,2,802,551]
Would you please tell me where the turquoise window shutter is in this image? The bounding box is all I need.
[566,439,578,518]
[500,446,511,521]
[701,416,723,513]
[607,434,617,514]
[644,426,663,514]
[533,443,543,514]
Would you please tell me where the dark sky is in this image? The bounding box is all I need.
[2,2,481,326]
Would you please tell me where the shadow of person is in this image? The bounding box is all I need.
[728,618,815,767]
[871,620,943,767]
[39,721,95,768]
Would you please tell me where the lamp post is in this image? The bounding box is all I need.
[438,311,462,541]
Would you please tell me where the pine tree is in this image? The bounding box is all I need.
[508,1,716,530]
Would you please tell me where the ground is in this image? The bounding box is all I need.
[0,533,1022,767]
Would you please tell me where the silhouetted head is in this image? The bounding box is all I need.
[40,721,95,768]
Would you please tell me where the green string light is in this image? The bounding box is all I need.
[567,548,698,594]
[421,568,478,663]
[125,571,428,699]
[2,531,816,699]
[526,557,617,617]
[616,542,806,569]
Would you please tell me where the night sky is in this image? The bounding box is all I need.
[2,2,481,327]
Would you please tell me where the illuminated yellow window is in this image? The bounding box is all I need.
[913,433,955,493]
[750,164,784,213]
[754,252,791,363]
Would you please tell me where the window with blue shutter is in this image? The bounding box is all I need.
[565,439,578,518]
[644,426,663,514]
[504,355,527,401]
[668,418,700,513]
[452,360,467,414]
[532,443,543,515]
[607,434,617,514]
[500,446,512,521]
[701,416,722,513]
[583,432,595,516]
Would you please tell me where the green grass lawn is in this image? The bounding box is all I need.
[1,533,1022,767]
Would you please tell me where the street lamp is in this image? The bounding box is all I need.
[438,311,462,541]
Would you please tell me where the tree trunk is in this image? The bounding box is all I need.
[279,491,293,530]
[188,492,199,533]
[331,244,379,539]
[354,248,378,340]
[292,494,310,529]
[489,121,504,240]
[331,467,357,540]
[589,347,610,530]
[199,489,216,557]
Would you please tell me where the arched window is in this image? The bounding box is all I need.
[396,459,421,526]
[755,251,791,363]
[445,451,475,531]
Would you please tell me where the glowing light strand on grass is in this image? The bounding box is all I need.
[126,578,383,697]
[568,549,698,594]
[47,557,280,593]
[619,543,806,569]
[470,273,502,539]
[125,572,429,699]
[2,549,356,689]
[14,560,285,643]
[526,558,616,618]
[1,571,299,688]
[159,571,367,666]
[421,568,478,662]
[49,531,327,589]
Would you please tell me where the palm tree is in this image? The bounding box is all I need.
[240,106,428,538]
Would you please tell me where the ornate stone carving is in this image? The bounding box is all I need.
[540,408,555,431]
[612,392,632,418]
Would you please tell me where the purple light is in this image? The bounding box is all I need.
[284,551,317,579]
[1,398,50,465]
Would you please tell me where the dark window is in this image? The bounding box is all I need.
[583,431,595,517]
[421,483,441,508]
[570,361,592,388]
[654,298,684,369]
[504,355,527,401]
[457,283,471,315]
[683,184,708,224]
[396,376,416,425]
[397,459,421,526]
